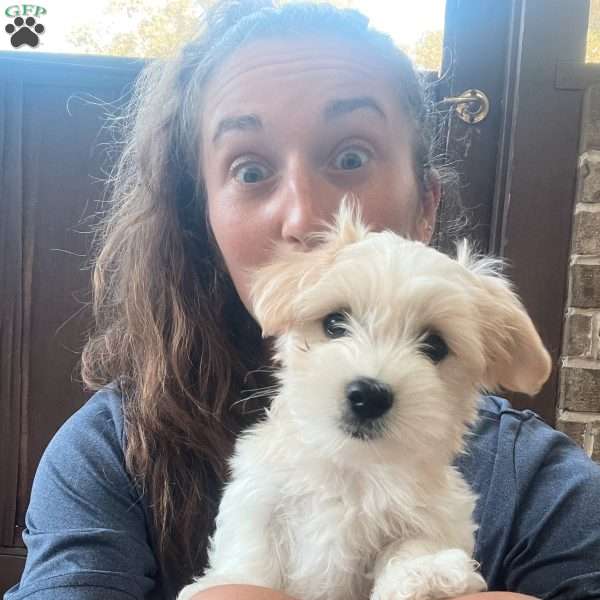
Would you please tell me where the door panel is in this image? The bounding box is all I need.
[0,52,143,591]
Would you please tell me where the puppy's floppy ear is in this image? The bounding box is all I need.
[456,240,552,396]
[250,196,369,337]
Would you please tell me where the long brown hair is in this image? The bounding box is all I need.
[81,0,448,590]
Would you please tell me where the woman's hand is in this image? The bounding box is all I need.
[186,586,539,600]
[453,594,539,599]
[185,585,299,600]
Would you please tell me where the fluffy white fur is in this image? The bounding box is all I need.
[178,201,552,600]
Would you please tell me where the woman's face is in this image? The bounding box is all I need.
[201,36,440,313]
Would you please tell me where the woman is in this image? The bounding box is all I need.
[5,2,600,600]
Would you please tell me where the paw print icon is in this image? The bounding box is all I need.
[5,16,45,48]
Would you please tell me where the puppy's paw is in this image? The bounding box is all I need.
[371,548,486,600]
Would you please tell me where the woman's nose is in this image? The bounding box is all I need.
[279,158,334,248]
[280,159,341,249]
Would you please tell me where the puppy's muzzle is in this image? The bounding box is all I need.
[345,377,394,430]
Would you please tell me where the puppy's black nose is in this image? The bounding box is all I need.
[346,377,394,421]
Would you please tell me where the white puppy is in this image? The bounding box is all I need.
[179,202,551,600]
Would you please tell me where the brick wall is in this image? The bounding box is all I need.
[556,84,600,461]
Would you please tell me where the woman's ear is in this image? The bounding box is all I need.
[417,172,441,244]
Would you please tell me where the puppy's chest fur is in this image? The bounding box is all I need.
[235,426,471,600]
[275,476,376,591]
[223,420,474,600]
[267,472,393,600]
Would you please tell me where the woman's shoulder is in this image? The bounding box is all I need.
[29,383,142,528]
[458,394,599,493]
[54,383,126,451]
[459,395,600,595]
[32,383,142,524]
[465,394,598,470]
[6,385,159,599]
[473,393,548,430]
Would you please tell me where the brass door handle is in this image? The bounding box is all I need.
[440,88,490,124]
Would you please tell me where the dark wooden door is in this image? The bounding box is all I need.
[435,0,590,424]
[0,51,144,592]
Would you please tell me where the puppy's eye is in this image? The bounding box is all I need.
[323,312,349,338]
[420,332,449,363]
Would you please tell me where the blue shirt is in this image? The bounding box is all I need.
[5,388,600,599]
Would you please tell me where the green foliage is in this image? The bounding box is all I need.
[413,30,443,72]
[68,0,356,58]
[67,0,441,68]
[587,0,600,62]
[67,0,211,58]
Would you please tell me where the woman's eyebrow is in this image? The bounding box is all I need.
[212,114,262,145]
[211,97,385,146]
[323,96,387,122]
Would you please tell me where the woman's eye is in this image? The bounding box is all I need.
[323,312,350,339]
[332,147,370,171]
[419,332,449,364]
[232,162,271,184]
